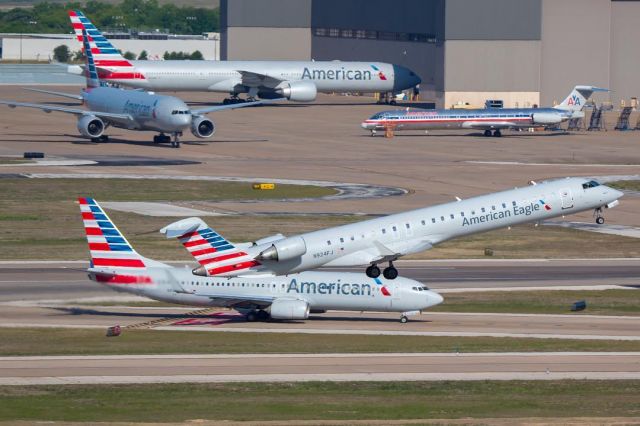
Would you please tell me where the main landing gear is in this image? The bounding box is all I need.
[153,132,181,148]
[483,129,502,137]
[246,309,270,322]
[366,262,399,280]
[594,207,605,224]
[91,135,109,143]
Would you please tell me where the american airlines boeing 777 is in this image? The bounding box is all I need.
[160,178,623,280]
[0,30,275,147]
[79,198,443,323]
[68,11,421,103]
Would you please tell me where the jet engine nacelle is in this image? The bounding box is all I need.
[276,80,317,102]
[256,236,307,261]
[532,112,562,125]
[77,115,104,138]
[191,116,216,138]
[269,299,310,320]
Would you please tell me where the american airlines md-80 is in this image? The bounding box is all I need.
[160,178,623,280]
[68,11,421,103]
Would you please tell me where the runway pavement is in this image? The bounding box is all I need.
[1,352,638,385]
[0,259,638,303]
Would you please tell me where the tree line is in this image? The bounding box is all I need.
[0,0,218,34]
[53,45,205,62]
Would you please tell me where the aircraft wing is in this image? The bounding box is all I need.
[23,88,84,101]
[198,292,276,309]
[0,100,133,121]
[191,97,285,115]
[237,70,284,88]
[461,121,517,130]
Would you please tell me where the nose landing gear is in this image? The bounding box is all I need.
[594,207,605,224]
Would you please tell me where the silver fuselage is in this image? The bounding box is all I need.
[362,107,576,131]
[93,61,420,94]
[82,86,192,132]
[89,268,443,314]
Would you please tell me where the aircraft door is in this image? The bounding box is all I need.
[388,283,402,309]
[560,188,574,209]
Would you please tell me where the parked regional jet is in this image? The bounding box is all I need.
[0,30,276,147]
[160,178,622,280]
[67,10,421,103]
[79,197,443,323]
[362,86,607,137]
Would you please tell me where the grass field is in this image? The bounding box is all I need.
[432,290,640,316]
[610,180,640,191]
[0,381,638,422]
[2,328,640,356]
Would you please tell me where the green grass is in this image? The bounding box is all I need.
[432,290,640,316]
[0,178,335,202]
[2,328,640,356]
[0,158,32,164]
[0,381,638,422]
[609,180,640,191]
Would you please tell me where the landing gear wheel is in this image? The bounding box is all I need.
[256,310,270,321]
[366,265,381,278]
[246,311,258,322]
[493,130,502,137]
[99,135,109,142]
[171,141,181,148]
[383,266,399,280]
[370,130,377,137]
[596,216,605,225]
[171,132,181,148]
[400,316,408,324]
[484,129,492,137]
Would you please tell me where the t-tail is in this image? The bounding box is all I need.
[78,197,166,285]
[160,217,261,277]
[554,85,609,112]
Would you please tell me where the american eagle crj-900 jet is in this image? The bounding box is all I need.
[0,30,276,147]
[67,10,421,104]
[79,198,443,323]
[160,177,622,280]
[362,86,608,137]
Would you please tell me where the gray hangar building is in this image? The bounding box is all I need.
[220,0,640,109]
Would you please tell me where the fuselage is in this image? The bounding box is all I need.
[82,86,192,132]
[89,268,443,313]
[253,178,622,275]
[93,61,421,94]
[361,107,577,132]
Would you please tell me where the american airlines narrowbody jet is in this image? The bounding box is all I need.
[160,178,623,280]
[68,10,421,103]
[79,198,443,323]
[0,30,276,147]
[362,86,607,137]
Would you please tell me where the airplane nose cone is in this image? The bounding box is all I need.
[425,291,444,308]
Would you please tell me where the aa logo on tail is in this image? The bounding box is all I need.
[567,95,581,106]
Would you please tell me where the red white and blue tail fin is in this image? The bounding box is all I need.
[79,197,147,270]
[160,218,261,277]
[81,29,101,88]
[69,10,132,68]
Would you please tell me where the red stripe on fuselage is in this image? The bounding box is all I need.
[207,260,260,276]
[201,251,247,265]
[92,258,145,268]
[94,274,153,284]
[367,117,533,125]
[94,60,133,67]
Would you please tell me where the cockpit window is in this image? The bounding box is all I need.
[412,286,430,292]
[582,180,601,189]
[370,112,387,120]
[171,110,191,115]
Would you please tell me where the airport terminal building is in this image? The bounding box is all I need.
[221,0,640,108]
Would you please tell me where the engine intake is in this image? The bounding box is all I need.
[191,116,216,138]
[269,299,310,320]
[276,80,317,102]
[256,236,307,261]
[77,115,104,138]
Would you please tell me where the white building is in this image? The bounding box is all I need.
[0,33,220,62]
